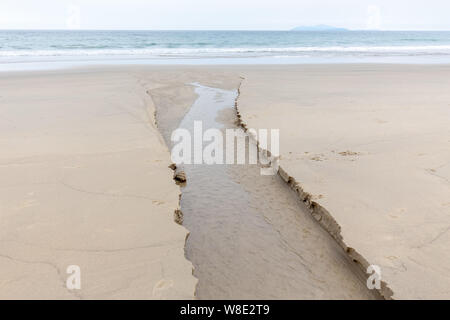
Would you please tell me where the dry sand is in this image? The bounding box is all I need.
[1,64,448,299]
[236,64,450,299]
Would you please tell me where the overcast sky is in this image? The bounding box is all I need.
[0,0,449,31]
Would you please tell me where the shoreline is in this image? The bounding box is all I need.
[2,58,450,73]
[2,61,450,75]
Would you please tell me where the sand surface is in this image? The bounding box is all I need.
[163,84,378,299]
[1,64,449,299]
[236,64,450,299]
[0,68,206,299]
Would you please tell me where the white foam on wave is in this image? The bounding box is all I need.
[1,45,450,57]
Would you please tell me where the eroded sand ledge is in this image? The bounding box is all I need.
[235,84,392,299]
[236,64,450,299]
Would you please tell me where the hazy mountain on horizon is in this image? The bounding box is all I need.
[291,24,348,31]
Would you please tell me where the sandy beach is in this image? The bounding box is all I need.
[0,68,203,299]
[1,64,449,299]
[236,64,450,299]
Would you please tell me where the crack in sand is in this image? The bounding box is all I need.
[60,180,159,202]
[0,253,82,299]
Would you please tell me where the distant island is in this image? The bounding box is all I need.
[291,25,348,31]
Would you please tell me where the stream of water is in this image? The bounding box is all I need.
[172,84,378,299]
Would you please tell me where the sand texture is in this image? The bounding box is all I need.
[0,68,202,299]
[1,64,448,299]
[236,64,450,299]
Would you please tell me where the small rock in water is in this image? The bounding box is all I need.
[174,171,187,183]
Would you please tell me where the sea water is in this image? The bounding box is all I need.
[1,30,450,70]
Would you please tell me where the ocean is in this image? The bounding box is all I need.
[1,30,450,69]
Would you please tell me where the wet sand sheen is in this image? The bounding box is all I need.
[166,84,378,299]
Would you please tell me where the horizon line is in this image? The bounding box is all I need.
[0,28,450,32]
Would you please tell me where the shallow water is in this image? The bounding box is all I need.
[3,30,450,59]
[2,30,450,71]
[173,84,378,299]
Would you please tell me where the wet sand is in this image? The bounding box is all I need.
[1,64,449,299]
[160,84,378,299]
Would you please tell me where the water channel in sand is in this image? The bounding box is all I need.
[162,83,379,299]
